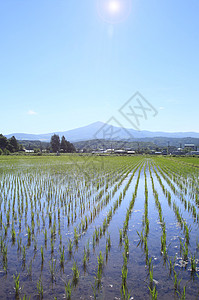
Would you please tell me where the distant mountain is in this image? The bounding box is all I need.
[5,121,199,142]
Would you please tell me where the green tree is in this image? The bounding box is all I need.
[66,141,76,153]
[50,134,60,153]
[0,134,8,150]
[7,136,19,153]
[60,136,68,153]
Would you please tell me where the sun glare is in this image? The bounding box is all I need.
[108,0,120,14]
[97,0,132,24]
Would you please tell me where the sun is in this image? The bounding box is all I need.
[97,0,132,24]
[108,0,121,14]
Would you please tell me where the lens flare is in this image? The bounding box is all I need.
[97,0,132,24]
[108,1,120,14]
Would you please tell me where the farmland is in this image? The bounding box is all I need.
[0,155,199,299]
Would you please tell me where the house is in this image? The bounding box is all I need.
[190,151,199,156]
[184,144,195,150]
[127,150,135,154]
[25,149,34,153]
[114,150,127,154]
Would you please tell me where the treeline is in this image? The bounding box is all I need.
[50,134,76,153]
[0,134,22,155]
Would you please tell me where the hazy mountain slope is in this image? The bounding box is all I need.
[5,121,199,142]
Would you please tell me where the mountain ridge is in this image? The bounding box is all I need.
[5,121,199,142]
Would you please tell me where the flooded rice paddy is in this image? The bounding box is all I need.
[0,155,199,299]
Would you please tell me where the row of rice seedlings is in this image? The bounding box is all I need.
[70,163,139,253]
[149,164,167,259]
[155,161,199,222]
[151,159,196,291]
[152,162,191,248]
[120,163,146,299]
[123,163,144,236]
[158,157,198,198]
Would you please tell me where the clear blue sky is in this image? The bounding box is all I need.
[0,0,199,134]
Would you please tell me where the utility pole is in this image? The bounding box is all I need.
[167,141,170,155]
[137,142,140,154]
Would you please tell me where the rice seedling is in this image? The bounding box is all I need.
[119,229,123,244]
[123,235,129,256]
[74,227,78,245]
[120,285,132,300]
[65,280,72,300]
[11,224,16,243]
[173,270,182,291]
[22,245,26,263]
[121,262,128,287]
[41,246,44,263]
[68,238,73,255]
[27,260,32,277]
[148,286,158,300]
[60,245,65,268]
[37,277,43,299]
[191,254,196,272]
[20,295,31,300]
[149,264,154,289]
[13,272,21,297]
[72,261,80,285]
[49,258,56,282]
[177,286,186,300]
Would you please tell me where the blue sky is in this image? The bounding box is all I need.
[0,0,199,134]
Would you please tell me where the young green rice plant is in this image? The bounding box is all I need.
[148,285,158,300]
[95,251,104,286]
[121,251,128,289]
[168,258,173,276]
[41,246,44,264]
[2,244,7,265]
[173,270,182,291]
[13,273,21,297]
[95,227,99,243]
[34,236,37,252]
[44,229,47,246]
[60,245,65,268]
[123,235,129,256]
[91,280,97,299]
[49,212,52,227]
[68,239,73,255]
[4,224,7,237]
[86,239,90,259]
[97,251,104,271]
[93,232,96,249]
[65,280,72,300]
[120,285,131,300]
[22,245,26,263]
[179,286,186,300]
[20,294,31,300]
[137,230,144,246]
[11,225,16,244]
[49,258,56,282]
[106,233,111,251]
[74,227,78,245]
[37,277,43,299]
[27,226,31,245]
[119,229,123,244]
[51,240,54,254]
[121,262,128,288]
[27,260,32,277]
[191,254,196,272]
[149,265,154,289]
[72,261,80,285]
[105,243,109,261]
[83,247,87,269]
